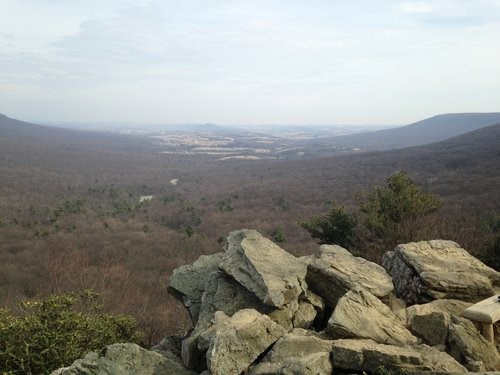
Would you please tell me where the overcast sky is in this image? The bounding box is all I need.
[1,0,499,126]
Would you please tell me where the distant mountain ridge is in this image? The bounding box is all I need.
[308,112,500,151]
[0,113,153,151]
[2,112,500,157]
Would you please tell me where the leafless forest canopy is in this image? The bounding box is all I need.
[1,114,499,344]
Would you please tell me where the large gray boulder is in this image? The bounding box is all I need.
[51,343,197,375]
[447,315,500,371]
[307,245,394,306]
[327,288,418,346]
[249,329,334,374]
[383,240,500,304]
[168,253,223,323]
[219,229,308,308]
[198,309,287,375]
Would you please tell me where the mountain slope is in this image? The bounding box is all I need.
[0,113,153,151]
[306,112,500,151]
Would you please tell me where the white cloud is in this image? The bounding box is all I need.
[0,0,499,124]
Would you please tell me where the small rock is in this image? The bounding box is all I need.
[411,311,450,346]
[386,293,407,323]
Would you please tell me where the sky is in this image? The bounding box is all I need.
[1,0,499,126]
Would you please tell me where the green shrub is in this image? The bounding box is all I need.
[271,227,287,244]
[298,171,443,259]
[358,170,442,243]
[298,202,357,248]
[0,291,143,375]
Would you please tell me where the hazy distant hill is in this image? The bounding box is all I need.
[0,113,153,151]
[354,121,500,174]
[307,112,500,151]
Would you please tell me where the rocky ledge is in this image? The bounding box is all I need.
[53,230,500,374]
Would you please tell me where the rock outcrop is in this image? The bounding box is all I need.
[52,231,500,374]
[383,240,500,304]
[306,244,394,307]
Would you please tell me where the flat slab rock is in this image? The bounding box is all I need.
[331,339,422,372]
[306,244,394,306]
[331,339,466,373]
[383,240,500,304]
[220,229,307,308]
[328,287,418,346]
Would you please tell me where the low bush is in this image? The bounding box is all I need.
[0,290,143,375]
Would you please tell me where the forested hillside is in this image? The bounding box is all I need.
[0,114,499,344]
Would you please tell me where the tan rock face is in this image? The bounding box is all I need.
[328,288,419,346]
[306,244,394,307]
[249,329,334,374]
[199,309,287,375]
[383,240,500,304]
[331,339,422,372]
[220,229,308,308]
[331,339,466,373]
